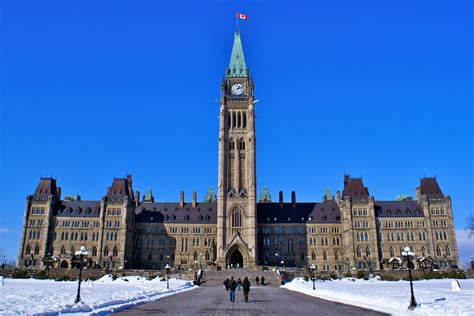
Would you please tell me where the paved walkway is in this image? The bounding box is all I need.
[115,283,387,315]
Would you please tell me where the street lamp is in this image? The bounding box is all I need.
[164,264,171,290]
[401,246,417,310]
[280,260,285,271]
[310,264,316,290]
[275,252,279,269]
[74,246,88,304]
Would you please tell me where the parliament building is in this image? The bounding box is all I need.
[17,32,459,272]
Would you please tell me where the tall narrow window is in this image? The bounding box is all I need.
[232,209,242,228]
[232,112,236,128]
[113,246,118,257]
[237,112,241,128]
[243,112,247,128]
[311,251,316,261]
[356,246,362,258]
[92,246,97,257]
[436,245,442,256]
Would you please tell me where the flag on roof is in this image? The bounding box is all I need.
[237,13,248,20]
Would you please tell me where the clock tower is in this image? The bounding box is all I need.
[216,32,257,269]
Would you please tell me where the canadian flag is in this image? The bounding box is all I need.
[237,13,248,20]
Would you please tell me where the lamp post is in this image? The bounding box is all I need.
[165,264,171,290]
[74,246,88,304]
[310,264,316,290]
[401,246,417,310]
[280,260,285,272]
[275,252,279,269]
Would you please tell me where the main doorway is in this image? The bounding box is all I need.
[229,249,244,268]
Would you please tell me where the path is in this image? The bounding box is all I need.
[115,271,388,315]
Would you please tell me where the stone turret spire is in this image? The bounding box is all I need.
[228,32,247,77]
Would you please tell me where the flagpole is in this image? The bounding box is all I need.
[236,14,239,33]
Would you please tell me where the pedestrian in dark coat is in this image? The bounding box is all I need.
[237,278,242,291]
[261,276,265,285]
[228,276,237,302]
[223,278,230,291]
[242,276,251,302]
[255,276,260,285]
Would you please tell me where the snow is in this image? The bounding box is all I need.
[283,277,474,315]
[0,275,196,315]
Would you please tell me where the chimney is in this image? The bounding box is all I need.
[344,174,350,186]
[56,187,61,200]
[291,191,296,208]
[192,191,197,207]
[279,191,283,208]
[179,191,184,208]
[135,191,140,207]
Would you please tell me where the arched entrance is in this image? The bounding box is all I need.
[225,245,249,269]
[230,250,243,268]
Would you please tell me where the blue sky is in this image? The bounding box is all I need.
[0,0,472,263]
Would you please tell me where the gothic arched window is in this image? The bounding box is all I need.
[25,244,31,255]
[193,251,199,261]
[323,250,328,261]
[113,246,118,257]
[311,251,316,261]
[445,245,451,256]
[356,246,362,258]
[232,209,242,228]
[92,246,97,257]
[104,246,109,257]
[436,245,442,256]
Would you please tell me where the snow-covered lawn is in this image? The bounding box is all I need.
[283,277,474,315]
[0,275,196,315]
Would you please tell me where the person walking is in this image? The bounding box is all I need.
[228,276,237,302]
[223,278,230,291]
[255,276,260,285]
[237,278,242,291]
[261,276,265,285]
[242,276,251,302]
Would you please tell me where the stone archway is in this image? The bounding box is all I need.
[225,244,249,269]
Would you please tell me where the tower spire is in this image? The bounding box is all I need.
[228,32,247,77]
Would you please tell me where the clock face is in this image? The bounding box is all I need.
[231,83,244,95]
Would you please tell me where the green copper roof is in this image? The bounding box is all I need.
[258,187,272,203]
[143,188,154,203]
[204,187,217,202]
[228,32,247,77]
[323,187,333,201]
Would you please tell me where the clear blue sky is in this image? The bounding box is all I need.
[0,0,472,262]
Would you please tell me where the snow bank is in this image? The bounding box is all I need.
[283,277,474,315]
[0,276,196,315]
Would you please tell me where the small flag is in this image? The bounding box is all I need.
[237,13,248,20]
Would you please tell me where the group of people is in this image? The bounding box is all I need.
[254,276,265,285]
[223,276,251,302]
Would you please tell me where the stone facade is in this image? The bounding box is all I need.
[17,32,459,272]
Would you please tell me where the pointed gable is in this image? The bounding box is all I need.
[228,32,247,77]
[419,177,444,198]
[106,176,134,200]
[33,177,58,199]
[342,176,369,198]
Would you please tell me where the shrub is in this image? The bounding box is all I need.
[356,271,366,279]
[329,272,338,280]
[303,275,309,282]
[33,270,48,279]
[55,275,70,281]
[344,272,352,278]
[12,270,29,279]
[111,274,118,281]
